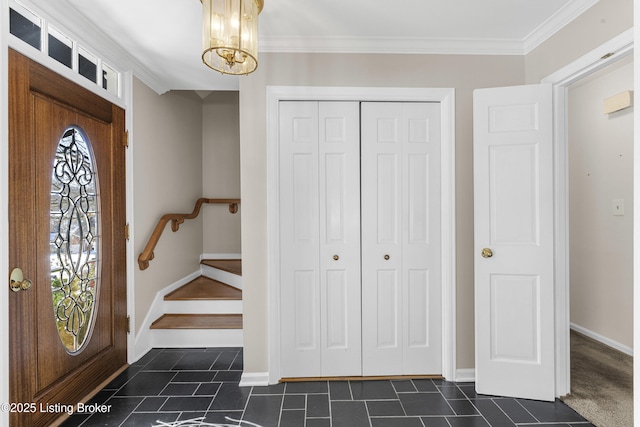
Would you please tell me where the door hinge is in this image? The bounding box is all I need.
[124,130,129,148]
[126,315,131,334]
[125,223,130,241]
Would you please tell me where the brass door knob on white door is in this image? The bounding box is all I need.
[481,248,493,258]
[333,255,339,261]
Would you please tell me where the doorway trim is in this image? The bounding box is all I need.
[265,86,456,384]
[541,28,633,397]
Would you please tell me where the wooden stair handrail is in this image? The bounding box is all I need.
[138,198,240,270]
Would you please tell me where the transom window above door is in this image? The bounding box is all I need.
[9,0,121,97]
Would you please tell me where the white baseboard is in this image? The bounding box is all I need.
[200,253,243,289]
[240,372,270,387]
[151,329,243,348]
[570,323,633,356]
[133,270,202,361]
[202,264,242,290]
[201,253,242,260]
[238,369,476,386]
[455,369,476,383]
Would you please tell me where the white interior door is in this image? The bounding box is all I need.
[473,84,555,401]
[361,102,442,376]
[279,101,361,377]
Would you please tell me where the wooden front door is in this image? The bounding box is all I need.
[8,49,127,426]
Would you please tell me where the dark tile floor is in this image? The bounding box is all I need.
[61,348,593,427]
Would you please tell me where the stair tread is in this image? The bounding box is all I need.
[201,259,242,276]
[151,314,243,329]
[165,276,241,301]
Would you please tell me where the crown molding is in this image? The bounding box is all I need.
[260,0,600,56]
[523,0,600,54]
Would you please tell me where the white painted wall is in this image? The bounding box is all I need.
[568,58,634,350]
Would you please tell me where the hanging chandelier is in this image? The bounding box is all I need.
[201,0,264,75]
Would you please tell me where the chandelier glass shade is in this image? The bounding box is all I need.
[201,0,263,75]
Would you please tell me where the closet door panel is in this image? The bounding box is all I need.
[407,269,430,348]
[293,270,318,349]
[407,154,429,244]
[361,103,403,375]
[402,103,442,374]
[362,102,442,375]
[376,270,399,348]
[319,102,361,376]
[280,101,321,377]
[377,154,400,244]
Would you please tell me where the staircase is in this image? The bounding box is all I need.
[148,259,243,348]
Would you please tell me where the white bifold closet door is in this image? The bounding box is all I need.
[279,100,441,378]
[361,102,442,375]
[279,101,362,378]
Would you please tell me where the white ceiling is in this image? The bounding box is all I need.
[62,0,600,91]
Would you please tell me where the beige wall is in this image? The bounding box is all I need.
[202,91,242,255]
[568,58,634,348]
[132,78,204,332]
[525,0,633,83]
[239,53,526,373]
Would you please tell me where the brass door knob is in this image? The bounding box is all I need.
[10,268,32,292]
[333,255,339,261]
[384,254,390,260]
[481,248,493,258]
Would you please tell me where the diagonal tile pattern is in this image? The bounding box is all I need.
[61,348,594,427]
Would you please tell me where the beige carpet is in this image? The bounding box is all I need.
[561,330,633,427]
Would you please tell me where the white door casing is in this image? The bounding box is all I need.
[361,102,442,375]
[540,29,634,397]
[279,101,362,377]
[265,86,456,386]
[473,84,555,401]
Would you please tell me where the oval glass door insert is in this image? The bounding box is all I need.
[50,127,100,354]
